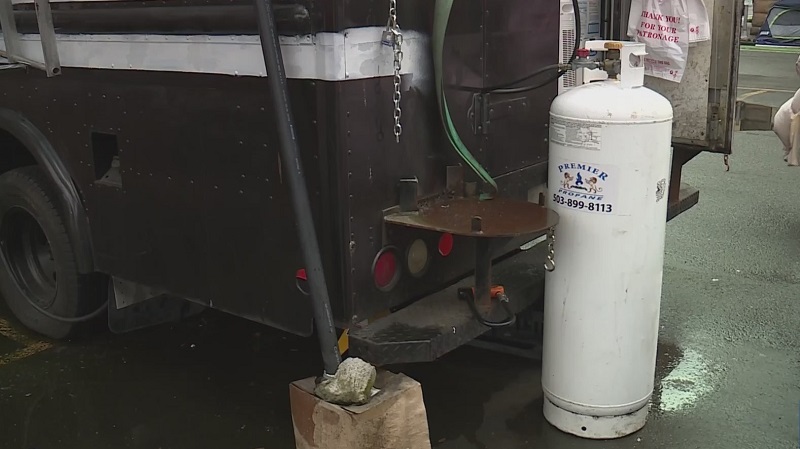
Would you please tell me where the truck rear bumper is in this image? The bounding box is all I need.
[348,242,549,366]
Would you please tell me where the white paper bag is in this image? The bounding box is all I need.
[688,0,711,43]
[628,0,690,82]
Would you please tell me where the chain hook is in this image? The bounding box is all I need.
[544,227,556,272]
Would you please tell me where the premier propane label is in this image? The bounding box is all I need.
[550,117,602,150]
[552,160,619,215]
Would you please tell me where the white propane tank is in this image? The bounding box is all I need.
[542,41,673,439]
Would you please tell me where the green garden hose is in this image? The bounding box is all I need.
[433,0,497,199]
[433,0,579,200]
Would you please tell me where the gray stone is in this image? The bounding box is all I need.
[314,357,377,406]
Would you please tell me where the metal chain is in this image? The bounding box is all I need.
[383,0,403,143]
[392,33,403,143]
[544,227,556,272]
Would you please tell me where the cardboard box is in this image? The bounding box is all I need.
[752,12,769,28]
[289,371,432,449]
[754,0,775,15]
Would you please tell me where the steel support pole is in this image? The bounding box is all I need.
[253,0,341,376]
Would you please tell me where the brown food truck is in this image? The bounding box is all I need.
[0,0,741,372]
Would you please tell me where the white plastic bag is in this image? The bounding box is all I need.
[687,0,711,43]
[629,0,709,43]
[628,0,690,82]
[627,0,643,38]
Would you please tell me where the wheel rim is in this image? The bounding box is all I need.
[0,207,58,308]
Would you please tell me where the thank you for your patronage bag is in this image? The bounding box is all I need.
[627,0,710,82]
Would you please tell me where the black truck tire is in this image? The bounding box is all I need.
[0,166,106,339]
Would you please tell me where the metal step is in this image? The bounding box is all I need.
[348,243,548,366]
[472,306,544,360]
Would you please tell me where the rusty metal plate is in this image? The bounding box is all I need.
[384,197,558,238]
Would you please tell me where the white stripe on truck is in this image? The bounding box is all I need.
[0,27,431,83]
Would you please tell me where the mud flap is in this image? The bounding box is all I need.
[107,280,206,334]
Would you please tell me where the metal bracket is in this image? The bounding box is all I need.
[708,103,721,143]
[446,165,465,196]
[470,93,530,136]
[397,177,419,213]
[707,88,723,142]
[0,0,60,76]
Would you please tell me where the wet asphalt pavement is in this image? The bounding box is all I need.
[1,48,800,449]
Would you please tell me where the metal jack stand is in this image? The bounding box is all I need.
[0,0,60,76]
[457,226,516,328]
[384,175,559,330]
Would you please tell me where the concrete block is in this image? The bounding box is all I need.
[289,370,431,449]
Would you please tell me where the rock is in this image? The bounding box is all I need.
[314,357,377,406]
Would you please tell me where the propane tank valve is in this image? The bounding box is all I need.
[563,41,648,88]
[601,42,623,78]
[568,48,601,72]
[567,46,625,77]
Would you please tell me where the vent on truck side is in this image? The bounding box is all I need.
[559,0,578,94]
[91,132,122,188]
[560,29,577,92]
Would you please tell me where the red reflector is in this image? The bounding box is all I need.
[373,248,400,291]
[438,233,454,257]
[296,269,307,281]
